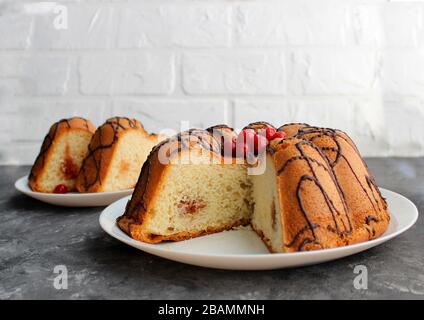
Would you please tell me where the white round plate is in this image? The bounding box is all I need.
[15,176,133,207]
[99,188,418,270]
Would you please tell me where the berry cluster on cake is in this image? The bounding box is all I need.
[117,122,390,253]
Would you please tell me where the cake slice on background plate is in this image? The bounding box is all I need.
[29,117,96,193]
[76,117,161,193]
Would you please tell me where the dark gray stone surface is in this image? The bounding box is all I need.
[0,159,423,300]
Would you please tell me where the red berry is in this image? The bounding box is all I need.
[53,184,69,194]
[265,127,277,141]
[253,133,259,149]
[256,135,268,155]
[222,138,231,155]
[242,128,256,137]
[271,131,286,140]
[238,129,256,152]
[232,139,237,157]
[223,138,237,157]
[235,141,250,158]
[238,129,256,143]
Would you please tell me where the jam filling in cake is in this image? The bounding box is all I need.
[29,117,96,193]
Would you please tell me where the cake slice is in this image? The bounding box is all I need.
[117,129,253,243]
[76,117,161,193]
[29,117,96,193]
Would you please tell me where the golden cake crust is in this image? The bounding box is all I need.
[116,142,168,242]
[269,137,353,252]
[75,117,159,193]
[117,129,224,243]
[28,117,96,192]
[291,126,390,243]
[278,123,309,138]
[244,121,275,133]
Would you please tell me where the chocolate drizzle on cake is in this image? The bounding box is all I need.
[365,215,378,224]
[293,126,389,242]
[274,139,353,251]
[78,117,142,191]
[127,151,152,214]
[285,224,319,248]
[277,155,328,175]
[271,201,277,230]
[206,124,234,132]
[207,125,237,155]
[296,126,388,214]
[29,117,93,182]
[279,123,310,129]
[152,128,222,159]
[244,121,275,133]
[278,123,310,138]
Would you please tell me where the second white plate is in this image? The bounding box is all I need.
[15,176,133,207]
[99,188,418,270]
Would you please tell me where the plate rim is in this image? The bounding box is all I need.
[99,188,419,259]
[15,175,134,198]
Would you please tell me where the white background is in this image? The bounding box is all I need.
[1,0,424,164]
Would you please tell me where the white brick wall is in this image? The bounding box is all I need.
[1,0,424,164]
[117,3,231,48]
[112,99,230,132]
[79,52,175,95]
[289,49,380,96]
[234,1,350,46]
[182,51,286,94]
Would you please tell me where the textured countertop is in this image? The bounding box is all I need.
[0,159,423,300]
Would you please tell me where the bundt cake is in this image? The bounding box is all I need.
[29,117,96,193]
[76,117,161,193]
[117,123,390,252]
